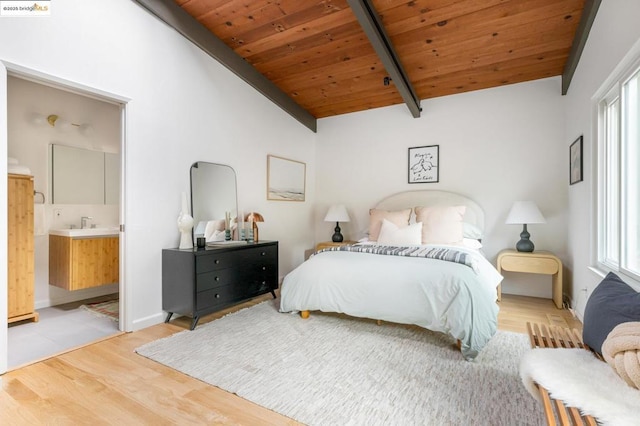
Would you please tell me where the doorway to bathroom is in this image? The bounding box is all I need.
[3,66,128,371]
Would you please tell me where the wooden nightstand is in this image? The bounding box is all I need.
[315,241,356,251]
[496,249,563,309]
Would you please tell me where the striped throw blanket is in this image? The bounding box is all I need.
[317,244,474,270]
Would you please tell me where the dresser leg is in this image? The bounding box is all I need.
[164,312,173,323]
[190,316,200,330]
[270,290,277,299]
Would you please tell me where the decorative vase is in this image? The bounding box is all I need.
[177,192,194,249]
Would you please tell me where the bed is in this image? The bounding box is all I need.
[279,190,503,360]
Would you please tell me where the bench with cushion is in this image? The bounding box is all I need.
[526,322,598,426]
[524,271,640,425]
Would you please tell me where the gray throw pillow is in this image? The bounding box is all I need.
[582,272,640,355]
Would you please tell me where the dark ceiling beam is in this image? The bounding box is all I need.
[562,0,601,95]
[347,0,421,118]
[133,0,317,132]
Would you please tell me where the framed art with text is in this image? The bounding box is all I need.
[408,145,439,183]
[570,135,583,185]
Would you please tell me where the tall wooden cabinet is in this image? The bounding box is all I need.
[8,173,38,323]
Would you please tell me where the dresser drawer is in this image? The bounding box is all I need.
[247,278,271,295]
[237,245,277,265]
[197,280,268,310]
[243,263,277,284]
[196,251,235,273]
[500,255,559,275]
[198,265,275,293]
[196,287,236,310]
[196,268,238,292]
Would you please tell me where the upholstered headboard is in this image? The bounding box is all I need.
[373,190,485,237]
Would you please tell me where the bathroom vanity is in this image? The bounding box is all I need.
[49,228,119,290]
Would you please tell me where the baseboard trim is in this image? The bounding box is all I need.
[131,311,165,332]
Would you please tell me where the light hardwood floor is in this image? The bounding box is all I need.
[0,294,580,425]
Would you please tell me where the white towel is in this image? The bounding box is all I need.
[34,204,46,236]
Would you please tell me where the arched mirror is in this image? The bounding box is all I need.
[190,162,238,242]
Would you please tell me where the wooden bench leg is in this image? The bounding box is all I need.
[539,387,558,426]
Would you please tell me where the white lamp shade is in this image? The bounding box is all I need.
[505,201,546,224]
[324,204,350,222]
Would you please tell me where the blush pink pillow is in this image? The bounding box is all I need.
[414,205,466,245]
[368,208,412,241]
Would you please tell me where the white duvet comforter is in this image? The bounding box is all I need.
[279,245,503,360]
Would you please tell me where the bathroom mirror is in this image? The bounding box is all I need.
[190,162,238,240]
[52,144,104,204]
[51,144,120,205]
[105,152,120,205]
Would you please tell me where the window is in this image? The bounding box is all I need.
[621,70,640,273]
[597,63,640,280]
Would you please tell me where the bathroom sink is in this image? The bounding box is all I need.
[49,227,119,238]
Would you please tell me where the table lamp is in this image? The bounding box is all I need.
[324,204,350,242]
[244,212,264,242]
[505,201,546,252]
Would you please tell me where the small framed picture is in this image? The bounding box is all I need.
[408,145,439,183]
[570,136,583,185]
[267,155,306,201]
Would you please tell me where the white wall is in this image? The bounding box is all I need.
[0,0,317,337]
[7,76,121,308]
[564,0,640,318]
[316,77,567,299]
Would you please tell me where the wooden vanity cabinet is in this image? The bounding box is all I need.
[162,241,279,330]
[8,174,38,323]
[49,235,119,290]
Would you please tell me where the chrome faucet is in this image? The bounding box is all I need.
[81,216,93,229]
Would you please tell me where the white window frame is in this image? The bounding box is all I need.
[593,44,640,283]
[597,86,620,270]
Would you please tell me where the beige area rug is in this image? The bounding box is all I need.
[80,299,119,322]
[136,301,543,425]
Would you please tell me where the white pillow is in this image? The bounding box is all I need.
[462,238,483,250]
[368,208,412,241]
[377,219,423,246]
[415,205,466,245]
[463,222,483,240]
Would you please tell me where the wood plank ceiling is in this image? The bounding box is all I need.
[174,0,586,120]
